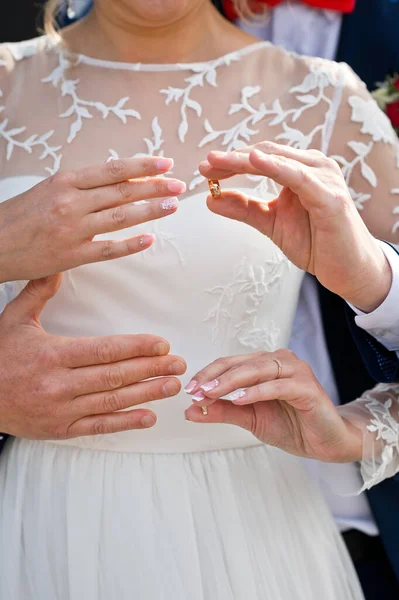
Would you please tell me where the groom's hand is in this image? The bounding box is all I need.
[199,142,393,313]
[0,275,186,440]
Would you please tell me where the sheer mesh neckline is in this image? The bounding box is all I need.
[7,36,270,73]
[62,39,271,72]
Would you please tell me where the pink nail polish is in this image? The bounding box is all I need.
[167,180,186,194]
[184,380,198,393]
[156,158,174,171]
[161,197,179,211]
[139,234,155,247]
[201,379,219,392]
[192,391,205,402]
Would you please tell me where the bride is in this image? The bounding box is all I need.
[0,0,398,598]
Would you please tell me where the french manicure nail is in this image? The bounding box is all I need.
[184,380,198,393]
[167,180,186,194]
[227,390,246,402]
[156,157,174,171]
[201,379,219,392]
[139,234,155,247]
[192,391,205,402]
[161,197,179,210]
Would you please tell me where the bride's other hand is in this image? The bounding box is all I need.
[184,349,362,463]
[0,274,186,439]
[199,142,392,313]
[0,156,185,283]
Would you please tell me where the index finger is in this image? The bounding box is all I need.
[74,156,174,190]
[60,334,170,368]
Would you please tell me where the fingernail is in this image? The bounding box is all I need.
[227,390,246,402]
[153,342,169,355]
[141,415,156,428]
[201,379,219,392]
[192,391,205,402]
[184,380,198,393]
[169,360,185,374]
[161,197,179,211]
[167,180,186,194]
[163,380,180,397]
[156,157,174,171]
[139,234,155,247]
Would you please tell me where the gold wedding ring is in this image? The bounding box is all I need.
[201,406,209,416]
[272,358,282,380]
[208,179,221,198]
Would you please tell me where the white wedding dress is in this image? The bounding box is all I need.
[0,36,398,600]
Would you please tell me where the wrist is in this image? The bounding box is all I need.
[344,243,392,313]
[329,418,363,463]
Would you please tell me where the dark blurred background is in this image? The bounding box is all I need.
[0,0,47,42]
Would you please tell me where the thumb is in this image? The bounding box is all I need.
[4,273,62,325]
[206,190,276,237]
[185,400,255,432]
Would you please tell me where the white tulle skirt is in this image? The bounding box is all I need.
[0,438,364,600]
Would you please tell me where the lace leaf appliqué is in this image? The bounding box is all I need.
[42,53,141,144]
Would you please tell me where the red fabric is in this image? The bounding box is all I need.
[386,101,399,128]
[223,0,356,20]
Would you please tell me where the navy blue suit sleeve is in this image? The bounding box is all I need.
[345,306,399,383]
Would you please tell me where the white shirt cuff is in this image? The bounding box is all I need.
[348,242,399,354]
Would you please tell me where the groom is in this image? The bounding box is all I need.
[219,1,399,598]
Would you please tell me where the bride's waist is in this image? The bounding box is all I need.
[46,425,259,454]
[46,399,259,454]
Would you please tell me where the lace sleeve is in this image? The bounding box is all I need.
[328,63,399,244]
[338,384,399,492]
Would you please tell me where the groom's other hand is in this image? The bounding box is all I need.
[0,275,186,440]
[200,142,393,313]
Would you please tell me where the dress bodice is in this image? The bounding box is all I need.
[0,36,398,452]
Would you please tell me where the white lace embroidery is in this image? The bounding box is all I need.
[42,53,141,144]
[0,107,62,175]
[204,251,289,347]
[363,387,399,489]
[160,51,241,143]
[332,95,398,216]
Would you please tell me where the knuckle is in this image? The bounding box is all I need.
[298,360,314,376]
[276,348,296,361]
[52,192,75,218]
[309,149,325,161]
[101,240,116,260]
[36,344,58,367]
[150,361,164,378]
[298,166,311,186]
[49,171,75,189]
[111,205,127,224]
[90,419,109,436]
[102,365,124,389]
[107,159,126,179]
[152,178,165,195]
[116,180,132,200]
[100,391,121,412]
[258,140,274,152]
[215,356,231,369]
[96,341,119,364]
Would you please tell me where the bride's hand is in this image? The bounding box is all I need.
[199,142,391,313]
[184,349,362,463]
[0,156,185,283]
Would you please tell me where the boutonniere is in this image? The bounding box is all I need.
[372,74,399,135]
